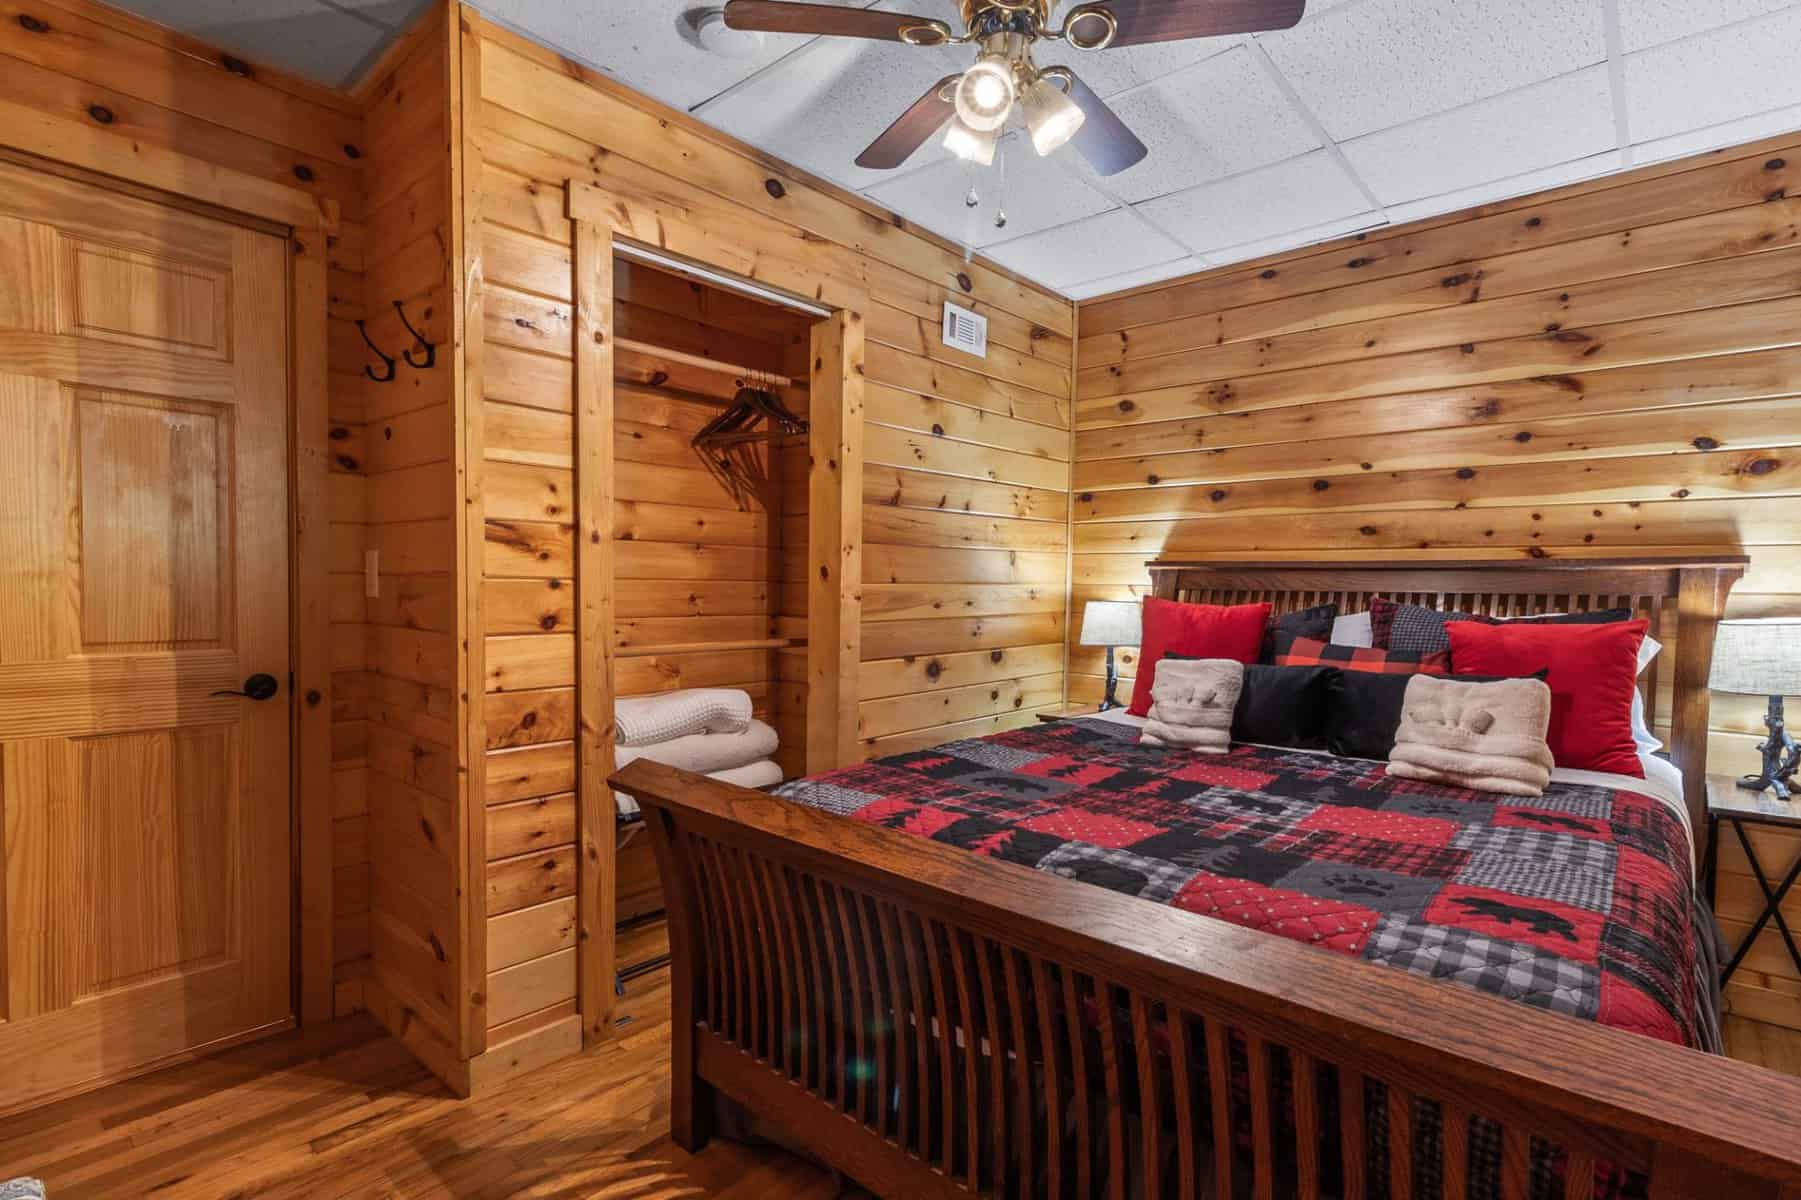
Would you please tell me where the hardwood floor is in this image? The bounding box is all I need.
[2,920,1798,1198]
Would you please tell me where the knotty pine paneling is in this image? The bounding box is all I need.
[466,14,1075,781]
[360,10,466,1054]
[1074,134,1801,1028]
[0,0,376,1020]
[475,237,811,1033]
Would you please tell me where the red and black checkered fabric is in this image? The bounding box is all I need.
[1276,635,1451,675]
[776,719,1710,1200]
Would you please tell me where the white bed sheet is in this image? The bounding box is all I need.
[1079,707,1693,865]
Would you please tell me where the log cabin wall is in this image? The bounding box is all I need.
[355,9,473,1071]
[1071,132,1801,1031]
[0,0,374,1023]
[452,11,1077,773]
[478,250,813,1049]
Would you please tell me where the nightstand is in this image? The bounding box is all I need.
[1037,704,1102,722]
[1704,773,1801,986]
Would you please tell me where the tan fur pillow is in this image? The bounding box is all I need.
[1386,675,1555,797]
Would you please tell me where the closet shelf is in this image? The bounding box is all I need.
[616,336,794,389]
[615,636,803,659]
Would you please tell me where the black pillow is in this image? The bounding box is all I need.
[1262,602,1339,663]
[1232,665,1338,751]
[1325,669,1550,761]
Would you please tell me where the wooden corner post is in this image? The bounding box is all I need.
[807,305,865,772]
[567,182,618,1046]
[1671,560,1746,850]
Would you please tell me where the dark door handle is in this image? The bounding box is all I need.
[212,673,280,701]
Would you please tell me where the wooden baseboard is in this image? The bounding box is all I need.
[468,1012,582,1096]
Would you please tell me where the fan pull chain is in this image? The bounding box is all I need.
[993,135,1009,230]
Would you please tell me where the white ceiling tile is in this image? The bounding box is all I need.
[1042,38,1240,101]
[1341,66,1616,206]
[1616,0,1800,53]
[1078,45,1320,204]
[1062,255,1209,300]
[1633,105,1801,166]
[1625,7,1801,143]
[864,136,1114,247]
[474,0,878,112]
[983,208,1185,289]
[1378,152,1617,226]
[102,0,391,85]
[320,0,433,30]
[1259,0,1606,140]
[694,34,965,192]
[1133,150,1370,254]
[1205,210,1388,267]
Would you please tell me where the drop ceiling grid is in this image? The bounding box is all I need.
[106,0,1801,294]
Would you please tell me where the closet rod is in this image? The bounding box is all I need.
[616,336,793,389]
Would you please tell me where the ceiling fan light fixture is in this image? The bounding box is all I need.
[953,55,1016,132]
[1061,3,1119,50]
[942,116,998,165]
[1021,73,1085,156]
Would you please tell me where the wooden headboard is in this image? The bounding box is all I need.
[1146,555,1748,843]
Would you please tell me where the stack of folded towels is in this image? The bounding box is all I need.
[613,687,783,818]
[1140,658,1243,754]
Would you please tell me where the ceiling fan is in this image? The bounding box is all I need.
[722,0,1306,175]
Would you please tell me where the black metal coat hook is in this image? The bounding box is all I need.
[356,319,396,383]
[394,299,437,369]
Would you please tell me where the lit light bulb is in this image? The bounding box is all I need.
[953,56,1016,132]
[942,117,997,166]
[1021,75,1086,157]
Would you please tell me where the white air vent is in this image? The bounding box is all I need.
[941,301,988,358]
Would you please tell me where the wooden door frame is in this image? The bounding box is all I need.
[0,135,341,1028]
[557,181,865,1051]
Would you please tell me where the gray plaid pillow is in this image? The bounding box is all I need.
[1386,604,1634,657]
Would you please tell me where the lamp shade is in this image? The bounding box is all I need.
[1080,600,1142,648]
[1708,618,1801,695]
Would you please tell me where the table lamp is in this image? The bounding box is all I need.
[1708,618,1801,798]
[1080,600,1142,712]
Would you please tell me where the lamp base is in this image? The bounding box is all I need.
[1098,644,1121,712]
[1737,695,1799,800]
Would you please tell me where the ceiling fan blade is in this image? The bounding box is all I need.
[1058,70,1148,177]
[1098,0,1306,47]
[723,0,953,44]
[855,75,959,169]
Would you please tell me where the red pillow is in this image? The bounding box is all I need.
[1129,598,1271,717]
[1444,619,1648,777]
[1277,636,1449,675]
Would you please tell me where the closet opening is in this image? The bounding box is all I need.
[603,246,844,1001]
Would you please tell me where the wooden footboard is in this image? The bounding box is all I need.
[616,759,1801,1200]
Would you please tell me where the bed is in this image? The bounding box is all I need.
[612,556,1801,1199]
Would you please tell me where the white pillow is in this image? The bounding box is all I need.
[1330,611,1373,647]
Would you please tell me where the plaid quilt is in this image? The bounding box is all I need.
[774,717,1707,1198]
[778,717,1700,1046]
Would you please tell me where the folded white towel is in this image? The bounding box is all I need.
[709,759,785,789]
[615,758,785,818]
[614,719,779,775]
[615,688,752,747]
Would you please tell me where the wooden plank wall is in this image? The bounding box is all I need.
[0,0,374,1020]
[1071,132,1801,1030]
[479,247,811,1043]
[358,10,466,1060]
[462,12,1076,778]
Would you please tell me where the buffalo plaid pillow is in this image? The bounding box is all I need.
[1276,635,1450,675]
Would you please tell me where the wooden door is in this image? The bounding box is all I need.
[0,159,292,1110]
